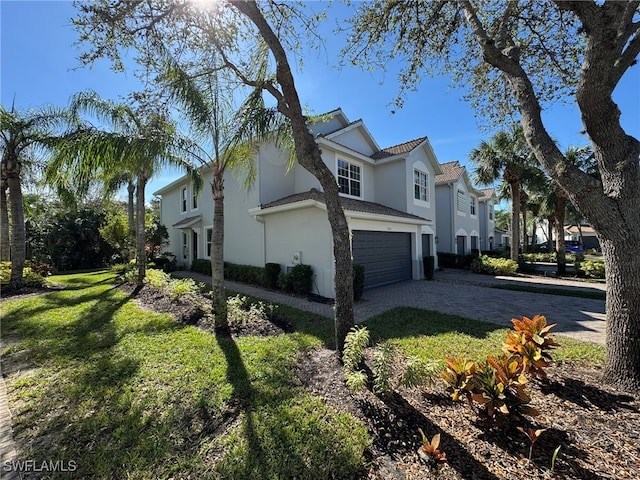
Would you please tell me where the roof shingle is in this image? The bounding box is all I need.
[371,136,427,160]
[434,160,465,184]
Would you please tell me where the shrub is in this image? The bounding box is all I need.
[353,264,365,300]
[372,342,396,395]
[471,255,518,275]
[226,294,275,327]
[166,277,200,300]
[521,252,556,263]
[224,262,265,286]
[0,262,47,287]
[504,315,560,379]
[290,264,313,294]
[264,263,281,289]
[579,259,605,279]
[423,256,435,280]
[153,253,177,272]
[25,261,54,277]
[343,327,370,391]
[437,252,476,269]
[144,268,171,290]
[191,258,212,275]
[277,271,294,291]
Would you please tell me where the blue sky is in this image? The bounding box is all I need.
[2,0,639,202]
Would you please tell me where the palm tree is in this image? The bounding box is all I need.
[1,104,68,288]
[47,92,200,286]
[161,54,290,333]
[0,174,9,261]
[469,124,533,261]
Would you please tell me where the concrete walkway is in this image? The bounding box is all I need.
[175,269,606,346]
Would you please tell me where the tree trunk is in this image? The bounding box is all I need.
[127,180,136,261]
[135,174,147,287]
[6,163,25,289]
[508,181,520,262]
[521,208,527,254]
[232,0,354,353]
[211,170,228,334]
[601,236,640,392]
[546,214,554,252]
[0,176,10,261]
[555,191,567,276]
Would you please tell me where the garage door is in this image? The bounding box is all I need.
[352,231,412,288]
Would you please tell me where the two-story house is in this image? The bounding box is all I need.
[153,109,443,298]
[434,161,482,254]
[478,188,497,251]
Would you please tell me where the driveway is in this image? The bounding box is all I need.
[175,270,606,345]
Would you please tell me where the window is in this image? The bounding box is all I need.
[414,169,429,202]
[192,185,198,209]
[182,232,188,260]
[489,205,493,220]
[456,190,466,213]
[337,159,361,197]
[470,196,476,215]
[206,228,212,257]
[181,187,187,213]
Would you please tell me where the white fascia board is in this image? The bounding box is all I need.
[315,138,375,165]
[153,163,211,196]
[248,199,322,217]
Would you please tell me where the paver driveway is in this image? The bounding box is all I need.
[176,270,606,345]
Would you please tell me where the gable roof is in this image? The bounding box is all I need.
[259,189,430,223]
[435,161,466,184]
[478,188,496,201]
[371,136,428,160]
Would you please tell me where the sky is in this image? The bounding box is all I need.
[2,0,639,204]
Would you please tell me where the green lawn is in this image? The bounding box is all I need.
[0,271,605,479]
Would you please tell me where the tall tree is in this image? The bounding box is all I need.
[73,0,356,353]
[469,125,532,261]
[48,92,199,286]
[347,0,640,391]
[160,52,286,333]
[0,175,9,261]
[1,104,67,288]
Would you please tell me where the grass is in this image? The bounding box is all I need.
[1,271,605,478]
[492,283,606,300]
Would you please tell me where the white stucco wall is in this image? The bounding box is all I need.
[374,161,406,211]
[330,127,376,156]
[263,206,334,297]
[258,142,295,205]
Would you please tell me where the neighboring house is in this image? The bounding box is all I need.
[565,224,601,251]
[434,161,482,254]
[477,188,497,251]
[494,227,511,249]
[154,108,444,298]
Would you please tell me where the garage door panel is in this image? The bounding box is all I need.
[352,231,412,288]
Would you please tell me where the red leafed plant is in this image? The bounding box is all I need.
[517,426,547,462]
[504,315,560,379]
[417,429,447,466]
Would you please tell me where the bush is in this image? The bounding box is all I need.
[353,264,365,300]
[0,262,47,287]
[423,256,435,280]
[579,259,605,279]
[437,252,476,269]
[153,253,177,272]
[521,252,556,263]
[144,268,171,290]
[264,263,281,289]
[25,261,54,277]
[224,262,265,286]
[226,294,276,327]
[166,277,200,300]
[290,264,313,294]
[471,255,518,275]
[277,271,294,291]
[191,258,212,275]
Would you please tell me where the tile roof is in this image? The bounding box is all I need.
[371,136,428,160]
[434,160,465,184]
[478,188,495,200]
[261,189,430,222]
[172,215,201,228]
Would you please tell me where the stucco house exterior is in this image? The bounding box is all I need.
[477,188,497,251]
[434,161,482,254]
[153,109,444,298]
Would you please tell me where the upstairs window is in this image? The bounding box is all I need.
[181,187,188,213]
[470,196,476,215]
[192,185,198,209]
[414,169,429,202]
[337,159,361,197]
[489,205,493,220]
[456,190,466,213]
[206,228,212,257]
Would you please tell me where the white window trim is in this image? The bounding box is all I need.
[205,227,213,258]
[336,158,363,199]
[180,187,188,214]
[413,168,430,207]
[192,184,199,210]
